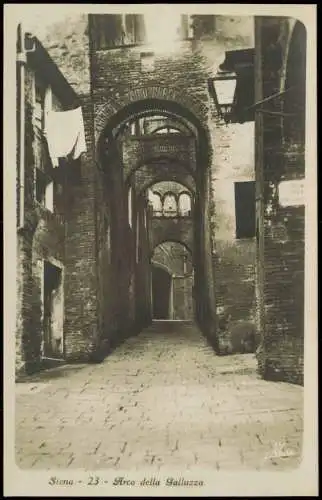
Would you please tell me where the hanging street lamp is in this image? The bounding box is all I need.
[208,70,237,124]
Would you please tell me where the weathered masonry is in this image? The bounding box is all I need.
[254,18,306,385]
[16,14,306,385]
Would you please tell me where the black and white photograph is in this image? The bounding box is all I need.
[4,3,317,497]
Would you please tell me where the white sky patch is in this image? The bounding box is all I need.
[144,8,182,54]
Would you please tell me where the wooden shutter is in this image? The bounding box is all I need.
[180,15,189,40]
[124,14,146,44]
[235,181,256,239]
[193,15,215,38]
[92,14,124,49]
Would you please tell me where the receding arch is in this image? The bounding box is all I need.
[125,157,196,184]
[151,241,194,320]
[135,171,196,197]
[95,86,209,140]
[150,260,173,276]
[150,238,193,259]
[96,95,212,172]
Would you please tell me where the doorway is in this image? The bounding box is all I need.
[43,261,63,358]
[152,266,172,319]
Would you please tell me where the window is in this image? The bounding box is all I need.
[140,52,155,73]
[180,15,195,39]
[191,15,216,39]
[35,79,46,130]
[33,74,61,213]
[43,261,63,358]
[154,126,180,134]
[92,14,146,50]
[163,193,177,217]
[234,181,255,239]
[148,190,162,216]
[178,193,191,216]
[35,170,54,211]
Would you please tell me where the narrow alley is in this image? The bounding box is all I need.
[16,321,303,471]
[11,9,310,488]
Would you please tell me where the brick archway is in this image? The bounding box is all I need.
[95,86,212,169]
[132,168,196,196]
[150,239,193,259]
[150,219,194,256]
[95,85,208,140]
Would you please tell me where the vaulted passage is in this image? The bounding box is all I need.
[152,241,194,321]
[95,99,216,354]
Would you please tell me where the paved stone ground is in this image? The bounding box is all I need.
[16,321,303,471]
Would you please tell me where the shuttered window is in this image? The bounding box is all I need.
[234,181,256,239]
[92,14,146,49]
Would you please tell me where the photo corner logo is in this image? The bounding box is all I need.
[265,440,297,460]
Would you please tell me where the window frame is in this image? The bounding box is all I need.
[234,180,256,240]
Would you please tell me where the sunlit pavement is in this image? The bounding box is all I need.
[16,321,303,471]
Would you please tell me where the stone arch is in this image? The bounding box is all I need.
[150,218,194,256]
[150,260,173,276]
[115,109,196,140]
[162,190,179,203]
[95,86,208,139]
[134,169,196,196]
[122,136,196,179]
[125,157,196,184]
[150,239,193,259]
[96,91,212,171]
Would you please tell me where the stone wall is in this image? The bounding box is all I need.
[16,64,68,375]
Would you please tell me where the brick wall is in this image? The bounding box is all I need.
[255,18,305,385]
[16,63,69,376]
[211,121,256,352]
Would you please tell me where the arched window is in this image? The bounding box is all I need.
[154,126,181,134]
[178,192,191,216]
[148,190,162,216]
[163,193,177,217]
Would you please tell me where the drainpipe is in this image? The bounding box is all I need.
[17,24,26,230]
[17,24,35,230]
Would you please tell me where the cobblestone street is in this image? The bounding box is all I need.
[16,321,303,472]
